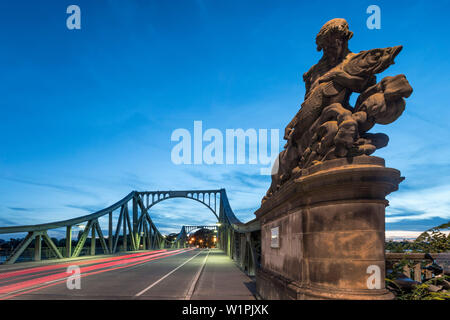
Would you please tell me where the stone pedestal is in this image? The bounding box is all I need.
[255,156,403,300]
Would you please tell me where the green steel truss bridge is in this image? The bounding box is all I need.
[0,189,261,275]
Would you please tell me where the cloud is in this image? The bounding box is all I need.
[65,204,105,213]
[7,207,33,212]
[386,184,450,224]
[0,216,19,226]
[386,230,450,240]
[180,167,269,223]
[221,171,269,189]
[0,176,96,197]
[386,216,449,232]
[407,110,450,133]
[119,172,154,190]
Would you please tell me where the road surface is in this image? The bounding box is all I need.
[0,248,256,300]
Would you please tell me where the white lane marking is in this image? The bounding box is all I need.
[185,249,209,300]
[134,250,204,297]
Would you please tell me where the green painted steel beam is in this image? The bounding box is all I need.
[65,226,72,258]
[34,234,42,261]
[72,220,94,258]
[4,232,36,264]
[42,232,63,259]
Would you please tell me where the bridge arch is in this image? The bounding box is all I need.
[137,190,221,223]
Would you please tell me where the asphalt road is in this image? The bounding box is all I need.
[0,248,244,300]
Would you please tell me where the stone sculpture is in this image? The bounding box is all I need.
[263,18,413,202]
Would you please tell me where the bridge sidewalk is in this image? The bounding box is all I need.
[191,249,256,300]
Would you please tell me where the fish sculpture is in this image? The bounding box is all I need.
[263,20,413,202]
[287,46,403,148]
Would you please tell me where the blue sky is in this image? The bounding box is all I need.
[0,0,449,239]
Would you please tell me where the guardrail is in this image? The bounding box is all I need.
[217,189,261,276]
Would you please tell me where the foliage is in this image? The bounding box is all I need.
[413,229,450,253]
[385,221,450,253]
[390,275,450,300]
[385,221,450,299]
[386,258,412,280]
[385,240,413,253]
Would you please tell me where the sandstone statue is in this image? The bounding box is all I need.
[263,18,413,202]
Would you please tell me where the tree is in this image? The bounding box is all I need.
[385,221,450,253]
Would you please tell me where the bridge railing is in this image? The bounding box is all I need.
[217,189,261,276]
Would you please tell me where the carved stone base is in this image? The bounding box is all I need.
[255,155,402,300]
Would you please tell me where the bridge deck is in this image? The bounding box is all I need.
[0,248,256,300]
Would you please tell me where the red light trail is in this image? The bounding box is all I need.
[0,248,195,299]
